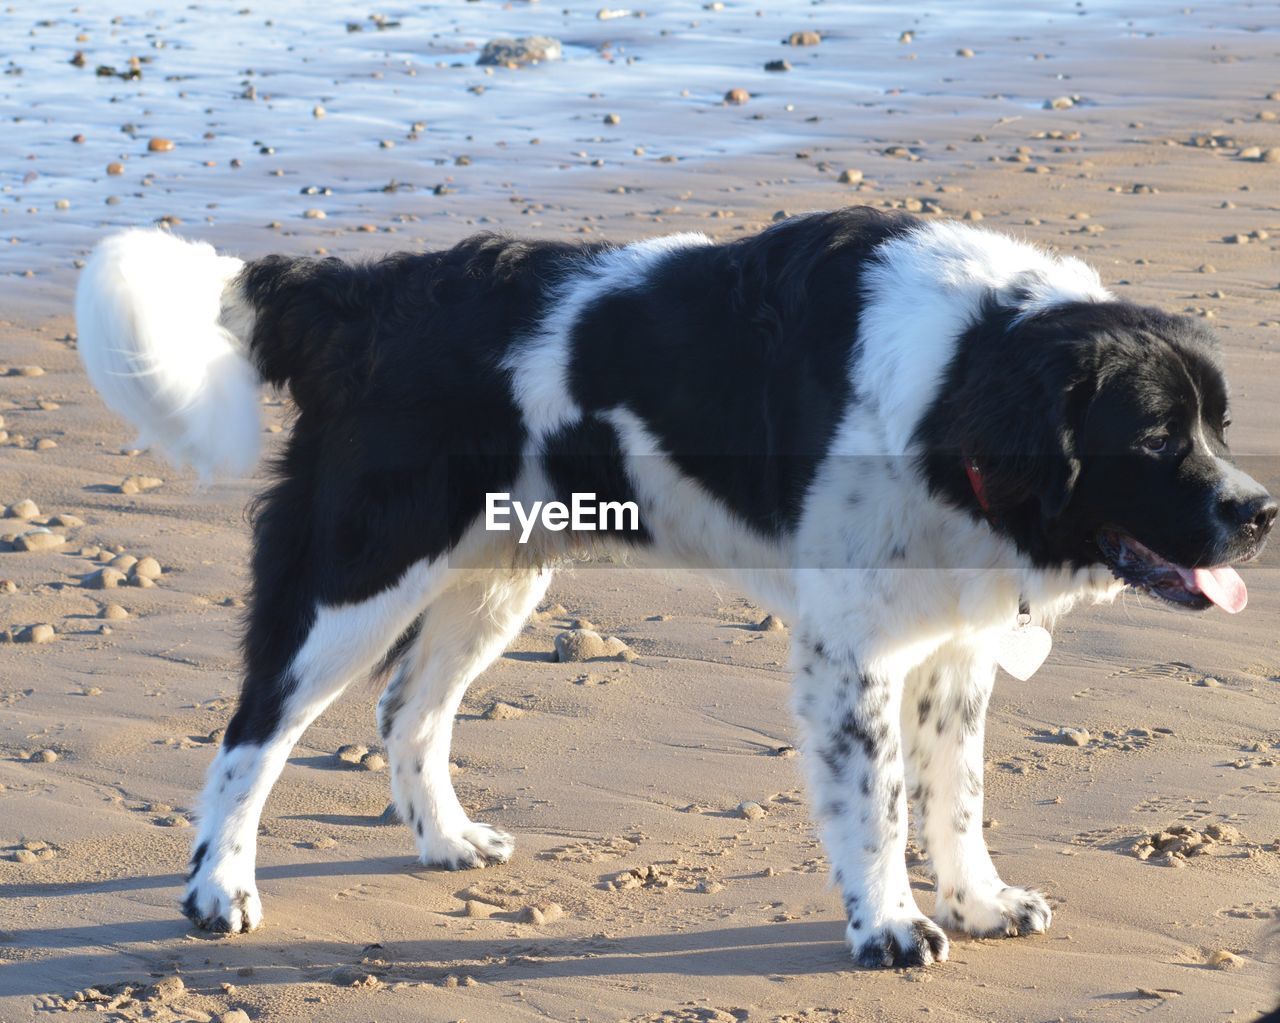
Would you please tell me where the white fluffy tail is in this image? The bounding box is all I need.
[75,229,262,480]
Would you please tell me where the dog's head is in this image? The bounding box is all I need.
[931,299,1275,611]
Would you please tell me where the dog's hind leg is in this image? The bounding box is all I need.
[377,566,553,869]
[182,558,445,933]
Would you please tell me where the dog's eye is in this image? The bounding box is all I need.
[1141,435,1168,454]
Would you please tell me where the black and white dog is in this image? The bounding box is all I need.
[76,208,1274,967]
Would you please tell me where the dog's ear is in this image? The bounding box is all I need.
[949,301,1097,524]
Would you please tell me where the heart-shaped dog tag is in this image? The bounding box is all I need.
[995,624,1052,681]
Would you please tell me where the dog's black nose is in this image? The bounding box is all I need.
[1234,493,1278,538]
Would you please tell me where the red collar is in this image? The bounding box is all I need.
[964,457,991,515]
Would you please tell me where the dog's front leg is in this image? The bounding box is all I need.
[793,633,949,967]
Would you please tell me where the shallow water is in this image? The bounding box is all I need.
[2,1,1277,309]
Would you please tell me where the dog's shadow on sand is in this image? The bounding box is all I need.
[1,857,855,997]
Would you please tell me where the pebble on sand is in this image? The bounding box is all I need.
[35,748,59,762]
[519,901,565,925]
[465,899,498,918]
[118,475,163,495]
[217,1011,251,1023]
[837,169,863,185]
[147,138,175,153]
[1044,96,1075,110]
[477,36,563,66]
[737,800,767,820]
[5,499,39,519]
[1057,727,1090,747]
[724,88,751,105]
[786,30,821,46]
[15,530,65,552]
[765,59,791,72]
[604,113,621,125]
[360,752,386,772]
[20,624,56,644]
[756,614,785,632]
[483,701,526,720]
[336,744,368,765]
[85,567,127,589]
[554,629,634,662]
[132,556,163,581]
[49,513,83,528]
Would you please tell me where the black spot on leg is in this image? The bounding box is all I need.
[416,819,424,838]
[917,697,933,727]
[955,887,966,905]
[186,841,209,881]
[860,774,871,797]
[415,757,424,774]
[823,799,847,817]
[889,544,907,562]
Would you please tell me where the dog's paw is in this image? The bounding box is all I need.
[850,915,949,968]
[420,822,515,870]
[936,884,1052,938]
[182,873,262,934]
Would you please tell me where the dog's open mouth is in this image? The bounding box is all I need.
[1095,529,1248,613]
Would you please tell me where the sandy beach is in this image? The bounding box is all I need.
[3,2,1280,1020]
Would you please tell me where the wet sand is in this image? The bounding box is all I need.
[3,2,1280,1021]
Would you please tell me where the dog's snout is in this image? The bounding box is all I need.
[1228,492,1278,540]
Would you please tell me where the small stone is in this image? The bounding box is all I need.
[519,901,564,925]
[724,87,751,105]
[483,701,526,720]
[132,556,162,580]
[13,849,38,864]
[360,752,386,772]
[772,745,796,758]
[555,628,609,661]
[217,1011,251,1023]
[603,113,620,125]
[737,800,767,820]
[307,836,338,850]
[963,209,984,221]
[35,748,59,762]
[756,614,785,632]
[147,137,175,153]
[1207,949,1243,970]
[0,579,15,594]
[1045,96,1075,109]
[312,105,326,118]
[1225,234,1249,245]
[764,59,791,72]
[9,366,44,377]
[465,899,497,918]
[5,499,39,519]
[1196,676,1220,688]
[1262,148,1280,163]
[303,208,326,220]
[48,514,83,528]
[697,879,725,894]
[156,813,190,827]
[15,530,64,552]
[956,47,975,57]
[837,169,863,185]
[118,475,163,495]
[336,744,368,765]
[21,624,56,644]
[477,36,563,66]
[86,567,126,590]
[1057,727,1090,747]
[1239,146,1263,159]
[131,575,155,589]
[109,554,138,573]
[787,30,821,46]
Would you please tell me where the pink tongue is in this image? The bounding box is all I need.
[1189,565,1248,613]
